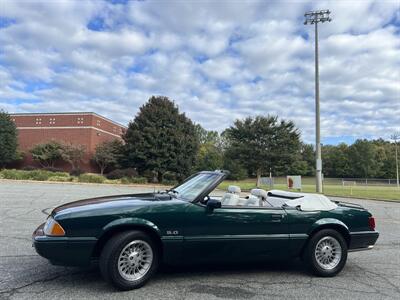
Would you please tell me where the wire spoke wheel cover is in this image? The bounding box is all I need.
[314,236,342,270]
[117,240,153,281]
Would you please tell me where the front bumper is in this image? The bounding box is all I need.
[32,223,97,266]
[348,230,379,252]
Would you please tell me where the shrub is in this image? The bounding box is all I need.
[130,177,147,184]
[48,176,72,182]
[120,176,148,184]
[30,140,63,168]
[29,170,50,181]
[48,171,69,177]
[162,171,176,181]
[106,168,138,180]
[143,170,158,183]
[162,171,178,185]
[1,169,30,180]
[120,177,131,184]
[162,179,178,186]
[70,168,84,177]
[78,174,105,184]
[42,167,64,173]
[22,165,36,171]
[0,169,70,181]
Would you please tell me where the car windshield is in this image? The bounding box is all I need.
[171,173,220,202]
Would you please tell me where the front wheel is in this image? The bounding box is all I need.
[304,229,348,277]
[99,231,159,290]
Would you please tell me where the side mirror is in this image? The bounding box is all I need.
[206,199,221,212]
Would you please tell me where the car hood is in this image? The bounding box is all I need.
[51,192,174,216]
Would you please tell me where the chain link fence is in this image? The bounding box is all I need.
[272,177,398,187]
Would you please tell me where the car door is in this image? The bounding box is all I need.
[182,203,290,263]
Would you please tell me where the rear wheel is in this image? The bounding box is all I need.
[304,229,347,277]
[99,231,159,290]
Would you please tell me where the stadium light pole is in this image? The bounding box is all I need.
[391,133,400,189]
[304,9,332,193]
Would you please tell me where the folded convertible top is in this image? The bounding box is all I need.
[266,190,338,211]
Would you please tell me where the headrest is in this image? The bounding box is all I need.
[228,185,241,194]
[250,188,268,199]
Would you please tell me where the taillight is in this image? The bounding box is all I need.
[368,217,376,230]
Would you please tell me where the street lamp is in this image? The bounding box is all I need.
[390,133,400,189]
[304,9,332,193]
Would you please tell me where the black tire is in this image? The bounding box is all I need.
[99,230,159,290]
[303,229,348,277]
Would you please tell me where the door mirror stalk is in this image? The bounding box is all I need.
[206,199,221,212]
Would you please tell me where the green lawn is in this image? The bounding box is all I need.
[218,179,400,201]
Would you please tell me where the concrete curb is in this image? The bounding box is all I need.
[328,195,400,203]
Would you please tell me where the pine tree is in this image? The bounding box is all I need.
[224,115,300,185]
[0,110,19,167]
[122,96,199,182]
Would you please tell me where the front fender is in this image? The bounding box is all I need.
[102,217,161,236]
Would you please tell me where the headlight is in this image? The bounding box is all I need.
[43,217,65,236]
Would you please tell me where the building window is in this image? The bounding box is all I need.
[96,120,101,127]
[113,126,117,133]
[77,117,84,125]
[49,117,56,125]
[35,117,42,125]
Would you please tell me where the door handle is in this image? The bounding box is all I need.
[271,214,284,221]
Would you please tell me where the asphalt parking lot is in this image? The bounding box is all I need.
[0,180,399,300]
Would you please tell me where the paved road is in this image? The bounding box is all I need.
[0,181,399,300]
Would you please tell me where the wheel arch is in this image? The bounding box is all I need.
[92,218,163,259]
[301,218,350,257]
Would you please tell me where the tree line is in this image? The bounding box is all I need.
[0,97,398,183]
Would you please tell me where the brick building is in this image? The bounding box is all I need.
[11,112,126,172]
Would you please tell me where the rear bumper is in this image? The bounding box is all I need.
[32,223,97,266]
[349,230,379,252]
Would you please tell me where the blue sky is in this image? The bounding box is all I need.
[0,0,399,145]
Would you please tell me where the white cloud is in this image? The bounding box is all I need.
[0,0,399,143]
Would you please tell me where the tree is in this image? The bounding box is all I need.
[30,140,63,168]
[224,115,300,185]
[347,139,377,178]
[195,143,223,171]
[0,110,19,167]
[61,143,86,172]
[122,96,199,182]
[194,124,223,172]
[93,139,123,175]
[322,143,351,178]
[194,124,220,145]
[288,143,315,176]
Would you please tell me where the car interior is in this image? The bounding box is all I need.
[214,185,292,208]
[212,185,338,211]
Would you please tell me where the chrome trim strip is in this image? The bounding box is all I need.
[350,231,379,235]
[289,233,309,239]
[163,234,309,241]
[348,245,374,252]
[161,236,184,241]
[34,236,97,242]
[184,234,289,241]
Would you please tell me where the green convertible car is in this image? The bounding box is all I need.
[33,170,379,290]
